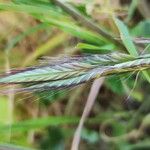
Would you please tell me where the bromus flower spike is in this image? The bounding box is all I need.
[0,52,150,92]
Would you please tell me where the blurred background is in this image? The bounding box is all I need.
[0,0,150,150]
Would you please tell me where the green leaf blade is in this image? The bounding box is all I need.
[114,17,138,56]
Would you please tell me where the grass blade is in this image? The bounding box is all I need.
[114,17,138,56]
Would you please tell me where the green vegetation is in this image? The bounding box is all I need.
[0,0,149,150]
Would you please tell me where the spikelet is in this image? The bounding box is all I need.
[0,52,149,92]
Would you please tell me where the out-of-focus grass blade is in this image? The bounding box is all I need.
[114,17,138,56]
[0,116,79,133]
[0,144,34,150]
[125,0,138,23]
[77,43,115,51]
[0,96,9,124]
[23,32,68,65]
[13,0,53,7]
[5,23,49,53]
[0,111,130,133]
[0,2,65,19]
[0,2,106,45]
[142,70,150,83]
[131,20,150,38]
[37,15,106,45]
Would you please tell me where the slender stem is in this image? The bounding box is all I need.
[71,78,104,150]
